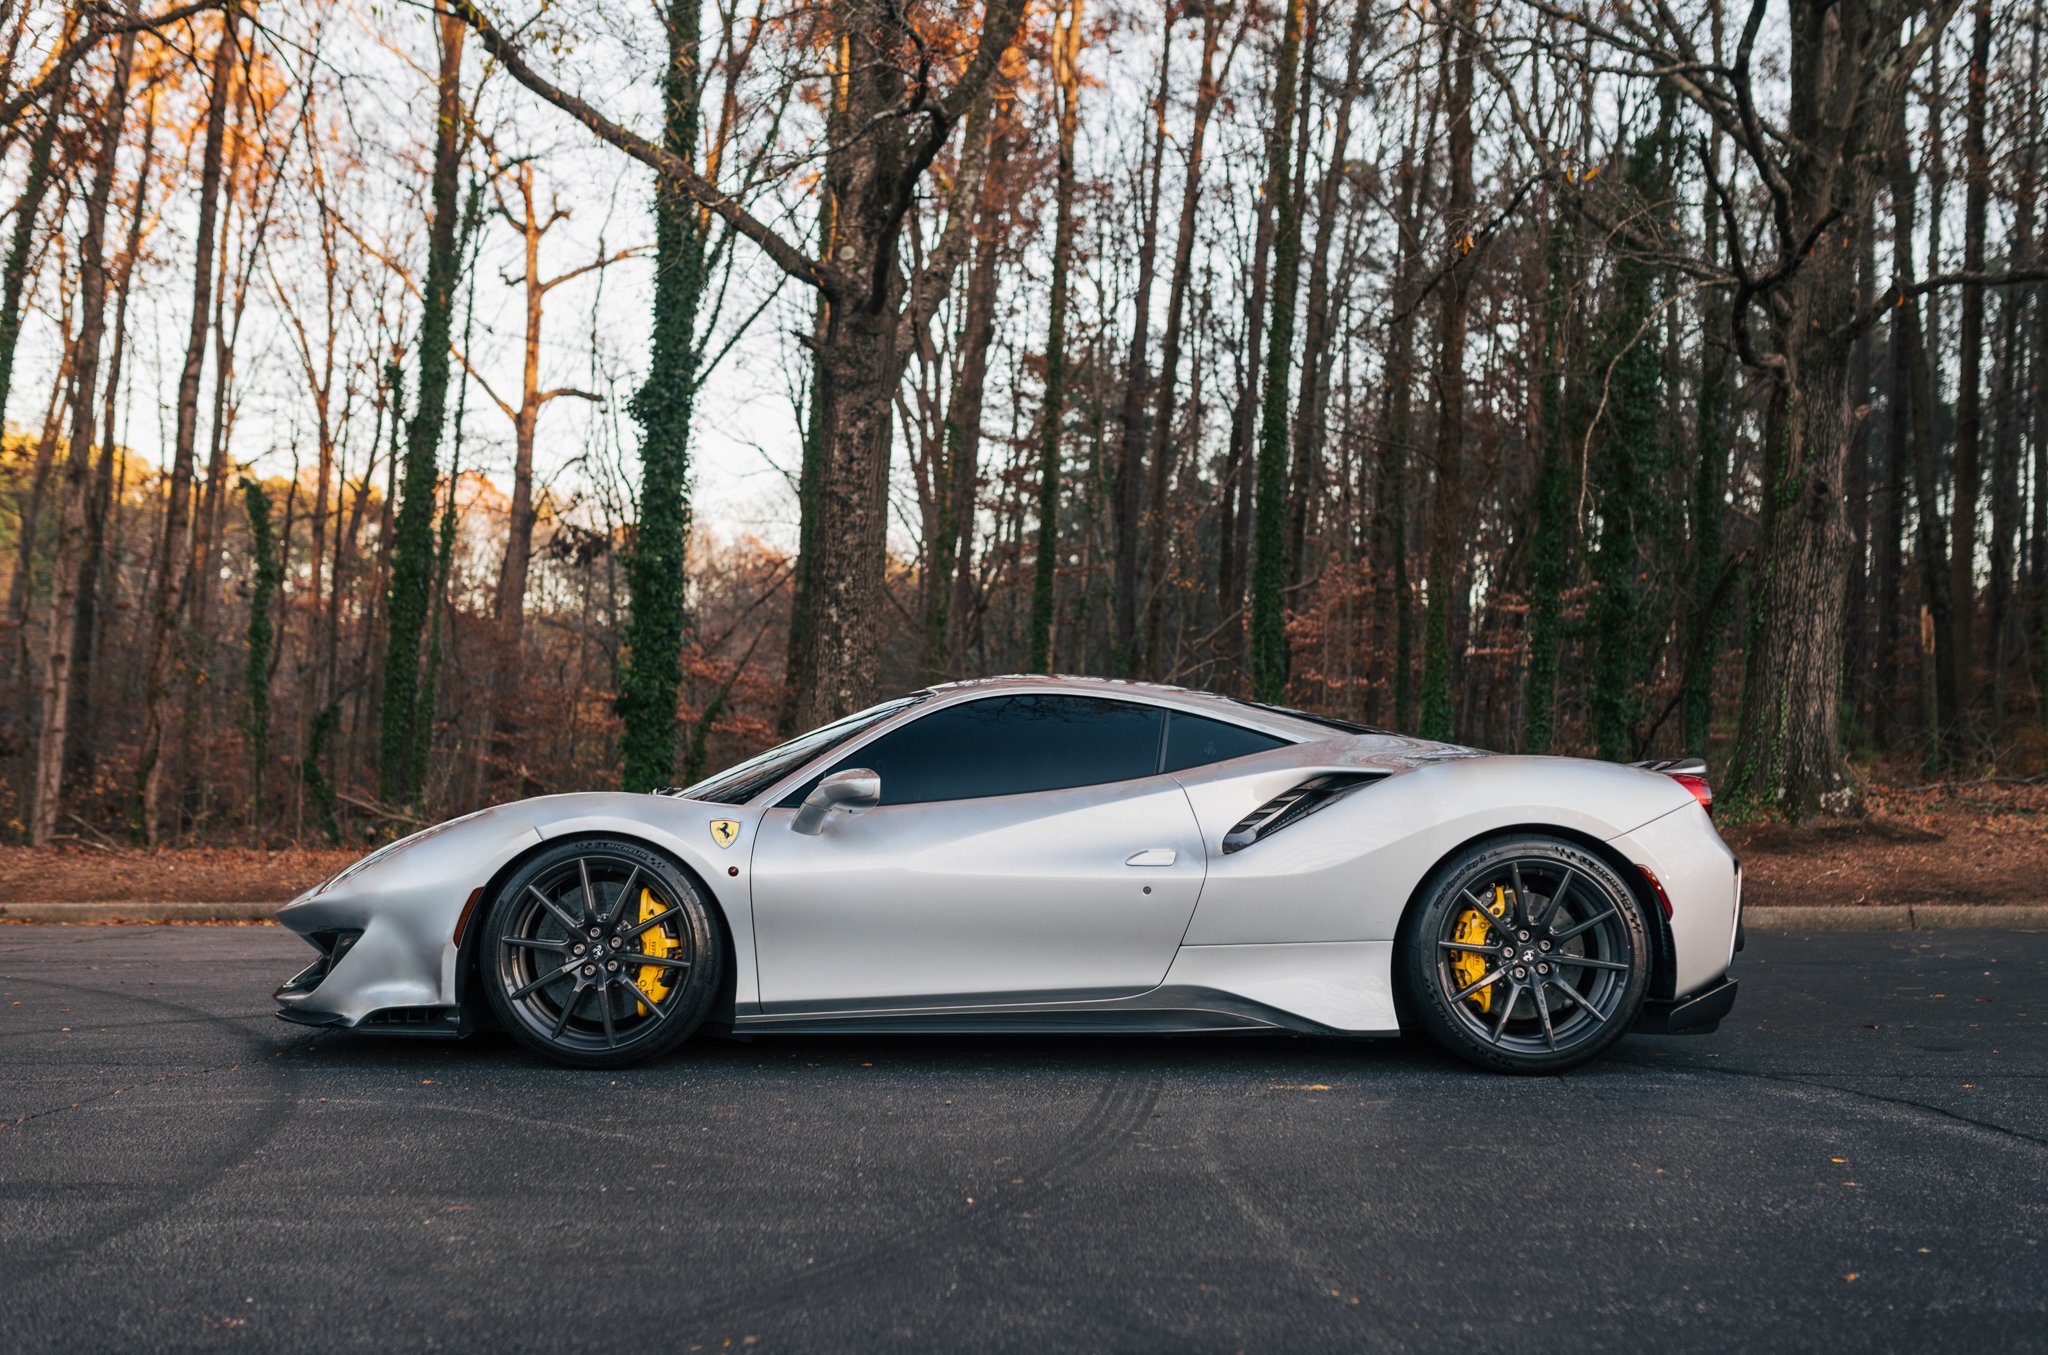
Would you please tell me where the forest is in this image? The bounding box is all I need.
[0,0,2044,848]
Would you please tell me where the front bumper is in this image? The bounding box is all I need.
[273,902,468,1036]
[1634,976,1738,1035]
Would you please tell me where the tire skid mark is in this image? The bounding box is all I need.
[0,1011,278,1041]
[0,972,317,1286]
[1608,1055,2048,1151]
[675,1073,1164,1340]
[1196,1123,1339,1296]
[311,1096,641,1143]
[0,973,304,1126]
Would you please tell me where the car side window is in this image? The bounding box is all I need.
[780,695,1165,807]
[1161,711,1288,773]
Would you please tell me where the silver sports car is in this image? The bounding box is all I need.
[275,676,1740,1073]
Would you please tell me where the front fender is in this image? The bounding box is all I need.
[274,793,764,1026]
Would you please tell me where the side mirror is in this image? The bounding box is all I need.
[791,768,881,836]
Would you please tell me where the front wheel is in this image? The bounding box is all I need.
[480,839,723,1068]
[1396,836,1650,1074]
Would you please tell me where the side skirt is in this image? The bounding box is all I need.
[734,985,1352,1037]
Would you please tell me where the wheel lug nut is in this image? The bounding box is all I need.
[1537,963,1549,974]
[610,937,623,949]
[573,944,586,955]
[581,964,596,977]
[1518,930,1530,941]
[1540,940,1551,951]
[588,927,602,939]
[606,960,619,972]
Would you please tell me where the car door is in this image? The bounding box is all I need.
[749,694,1209,1012]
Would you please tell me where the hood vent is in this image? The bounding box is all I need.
[1222,773,1386,854]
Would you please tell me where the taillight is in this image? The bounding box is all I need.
[1636,865,1675,919]
[1669,772,1713,817]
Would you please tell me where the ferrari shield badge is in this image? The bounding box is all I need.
[709,818,741,849]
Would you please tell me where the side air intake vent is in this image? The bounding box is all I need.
[1222,773,1386,854]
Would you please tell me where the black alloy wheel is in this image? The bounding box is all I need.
[1397,836,1650,1073]
[480,839,721,1068]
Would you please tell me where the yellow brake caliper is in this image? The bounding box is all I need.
[632,889,676,1016]
[1450,885,1512,1014]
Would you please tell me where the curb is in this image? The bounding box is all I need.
[2,901,2046,932]
[1741,904,2048,932]
[0,901,281,924]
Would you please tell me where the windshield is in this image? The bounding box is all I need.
[669,694,930,805]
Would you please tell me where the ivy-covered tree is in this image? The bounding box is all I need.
[378,12,467,806]
[1522,212,1577,755]
[1248,0,1307,702]
[616,0,712,792]
[238,476,281,826]
[1588,121,1674,763]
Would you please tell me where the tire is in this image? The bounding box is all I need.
[1395,835,1650,1074]
[480,838,723,1068]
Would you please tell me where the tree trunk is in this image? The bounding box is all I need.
[795,309,903,726]
[926,121,1006,682]
[29,11,136,844]
[239,475,280,826]
[1109,5,1171,677]
[617,0,714,790]
[1218,164,1277,678]
[1876,109,1918,753]
[1418,4,1475,742]
[1140,1,1231,677]
[1029,0,1082,673]
[1683,127,1732,759]
[1377,71,1433,732]
[1987,194,2030,719]
[70,91,155,775]
[135,0,238,842]
[1247,0,1308,702]
[1947,0,1991,721]
[1589,117,1673,764]
[1843,195,1877,739]
[378,10,465,805]
[1904,284,1962,768]
[1285,0,1369,602]
[1724,0,1922,815]
[1525,203,1576,754]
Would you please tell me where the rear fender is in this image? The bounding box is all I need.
[1177,755,1692,945]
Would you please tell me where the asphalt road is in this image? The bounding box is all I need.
[1,925,2042,1354]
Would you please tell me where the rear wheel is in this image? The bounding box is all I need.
[1397,836,1649,1074]
[480,839,722,1068]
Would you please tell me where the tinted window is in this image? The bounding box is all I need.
[781,695,1164,806]
[1162,712,1288,773]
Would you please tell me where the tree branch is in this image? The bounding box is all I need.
[442,0,843,294]
[1844,265,2048,340]
[0,0,225,125]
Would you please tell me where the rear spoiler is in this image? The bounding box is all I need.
[1629,757,1713,817]
[1628,757,1706,776]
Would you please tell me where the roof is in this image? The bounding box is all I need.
[917,674,1380,742]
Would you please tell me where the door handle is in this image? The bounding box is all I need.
[1125,849,1176,867]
